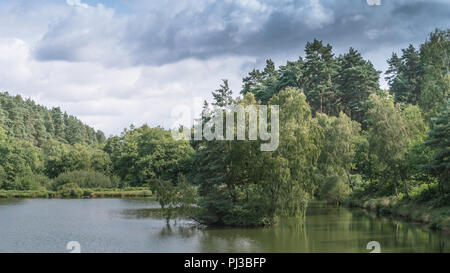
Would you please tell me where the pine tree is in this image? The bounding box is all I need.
[386,45,423,105]
[241,59,280,104]
[385,53,402,86]
[43,111,55,136]
[303,39,338,115]
[212,79,233,108]
[336,48,380,124]
[51,107,65,141]
[276,58,304,92]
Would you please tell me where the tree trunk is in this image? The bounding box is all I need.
[402,178,409,199]
[319,96,323,113]
[345,170,354,190]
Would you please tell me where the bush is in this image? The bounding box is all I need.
[410,183,439,202]
[57,183,83,198]
[53,170,115,189]
[12,174,52,191]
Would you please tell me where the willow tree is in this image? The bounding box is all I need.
[194,86,322,226]
[316,112,361,204]
[267,87,323,218]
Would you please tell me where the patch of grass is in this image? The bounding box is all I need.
[0,190,58,199]
[0,187,153,199]
[89,189,153,198]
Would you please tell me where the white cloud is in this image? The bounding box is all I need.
[66,0,89,9]
[0,38,251,135]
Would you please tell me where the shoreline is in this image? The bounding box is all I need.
[345,197,450,232]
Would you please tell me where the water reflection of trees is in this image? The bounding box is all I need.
[329,207,449,253]
[131,204,449,253]
[0,199,26,206]
[195,205,449,253]
[159,221,202,239]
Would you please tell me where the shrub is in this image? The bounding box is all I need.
[57,183,83,198]
[33,174,53,190]
[410,183,439,202]
[52,170,115,189]
[12,174,52,191]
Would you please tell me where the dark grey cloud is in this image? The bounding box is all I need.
[33,0,450,67]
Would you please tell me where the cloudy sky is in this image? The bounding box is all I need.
[0,0,448,136]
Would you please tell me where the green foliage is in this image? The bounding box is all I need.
[0,92,105,146]
[0,92,110,191]
[385,29,449,123]
[315,112,361,194]
[409,183,439,203]
[194,87,322,226]
[42,140,112,178]
[303,39,338,115]
[57,183,84,198]
[53,170,117,189]
[336,48,380,124]
[268,88,322,216]
[151,179,177,209]
[419,29,450,121]
[365,93,428,197]
[104,125,194,187]
[424,99,450,195]
[241,59,280,104]
[150,175,198,222]
[1,30,449,229]
[14,174,52,191]
[241,41,379,122]
[212,79,234,107]
[320,175,351,205]
[0,128,41,189]
[386,44,423,105]
[176,174,198,214]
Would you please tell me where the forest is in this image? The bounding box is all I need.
[0,29,448,228]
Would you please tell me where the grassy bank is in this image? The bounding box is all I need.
[346,197,450,232]
[0,187,153,199]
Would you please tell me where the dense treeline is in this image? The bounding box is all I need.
[0,92,109,191]
[386,29,450,121]
[0,128,114,191]
[0,92,106,146]
[241,40,380,125]
[187,28,449,226]
[190,89,323,225]
[0,29,448,228]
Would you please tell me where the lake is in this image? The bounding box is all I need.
[0,198,448,253]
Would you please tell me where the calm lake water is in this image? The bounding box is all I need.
[0,198,448,253]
